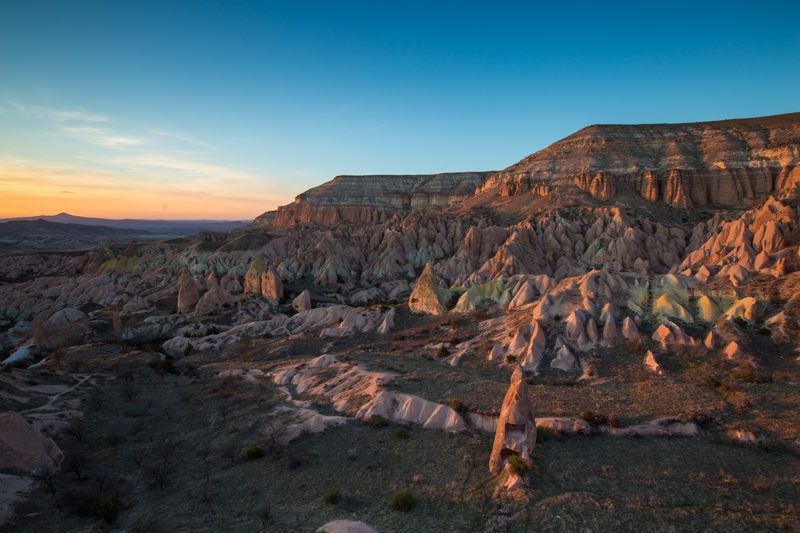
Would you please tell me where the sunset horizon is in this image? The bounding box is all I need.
[3,2,799,220]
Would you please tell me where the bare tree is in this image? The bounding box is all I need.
[121,383,139,401]
[32,467,57,494]
[112,310,123,339]
[64,419,86,443]
[65,451,88,480]
[130,448,146,468]
[221,440,239,465]
[147,462,172,492]
[198,444,212,481]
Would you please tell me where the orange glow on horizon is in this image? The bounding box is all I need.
[0,159,291,220]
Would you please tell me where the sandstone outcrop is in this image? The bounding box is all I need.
[243,258,283,303]
[408,262,450,315]
[178,269,200,313]
[478,113,800,210]
[292,289,312,311]
[489,367,536,474]
[267,172,493,227]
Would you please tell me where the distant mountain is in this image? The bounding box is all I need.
[0,213,248,233]
[0,219,153,238]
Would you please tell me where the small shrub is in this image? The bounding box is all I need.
[436,346,450,358]
[686,409,713,428]
[447,399,464,413]
[507,454,530,474]
[394,427,409,439]
[536,426,558,442]
[323,484,341,505]
[367,415,389,429]
[732,316,748,328]
[505,354,516,364]
[78,492,124,524]
[391,490,416,512]
[471,309,489,321]
[260,500,274,525]
[145,357,178,376]
[283,447,308,469]
[243,445,265,461]
[65,451,88,480]
[105,432,125,450]
[580,410,609,426]
[731,366,771,384]
[147,463,172,492]
[702,373,721,389]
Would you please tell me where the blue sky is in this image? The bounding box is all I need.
[1,1,798,218]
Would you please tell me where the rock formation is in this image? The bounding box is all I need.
[317,520,378,533]
[261,266,284,304]
[265,172,493,227]
[0,412,63,472]
[244,258,283,303]
[292,289,312,311]
[177,269,199,313]
[477,112,800,210]
[489,367,537,475]
[408,262,450,315]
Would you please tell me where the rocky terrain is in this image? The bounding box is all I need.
[1,113,799,532]
[0,214,248,254]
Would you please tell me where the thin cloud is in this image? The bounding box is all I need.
[150,129,214,149]
[60,125,145,147]
[10,101,110,122]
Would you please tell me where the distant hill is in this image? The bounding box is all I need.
[0,212,248,233]
[0,219,153,237]
[0,213,249,254]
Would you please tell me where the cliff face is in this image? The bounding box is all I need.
[260,113,800,229]
[478,112,800,208]
[269,172,493,227]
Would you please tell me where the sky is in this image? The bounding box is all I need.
[0,1,798,220]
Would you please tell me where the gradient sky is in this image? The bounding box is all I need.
[1,1,798,219]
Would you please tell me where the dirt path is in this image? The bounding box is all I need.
[20,374,93,415]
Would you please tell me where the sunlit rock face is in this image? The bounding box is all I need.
[268,172,494,227]
[489,366,536,474]
[477,112,800,209]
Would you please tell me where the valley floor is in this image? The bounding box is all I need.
[4,315,799,532]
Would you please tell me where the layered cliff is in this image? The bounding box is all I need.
[269,172,493,227]
[478,112,800,209]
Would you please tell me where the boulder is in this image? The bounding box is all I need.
[317,520,378,533]
[0,412,63,473]
[162,336,192,357]
[38,308,88,349]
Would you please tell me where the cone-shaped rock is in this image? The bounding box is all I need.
[292,289,312,311]
[489,366,537,474]
[408,262,450,316]
[177,269,199,314]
